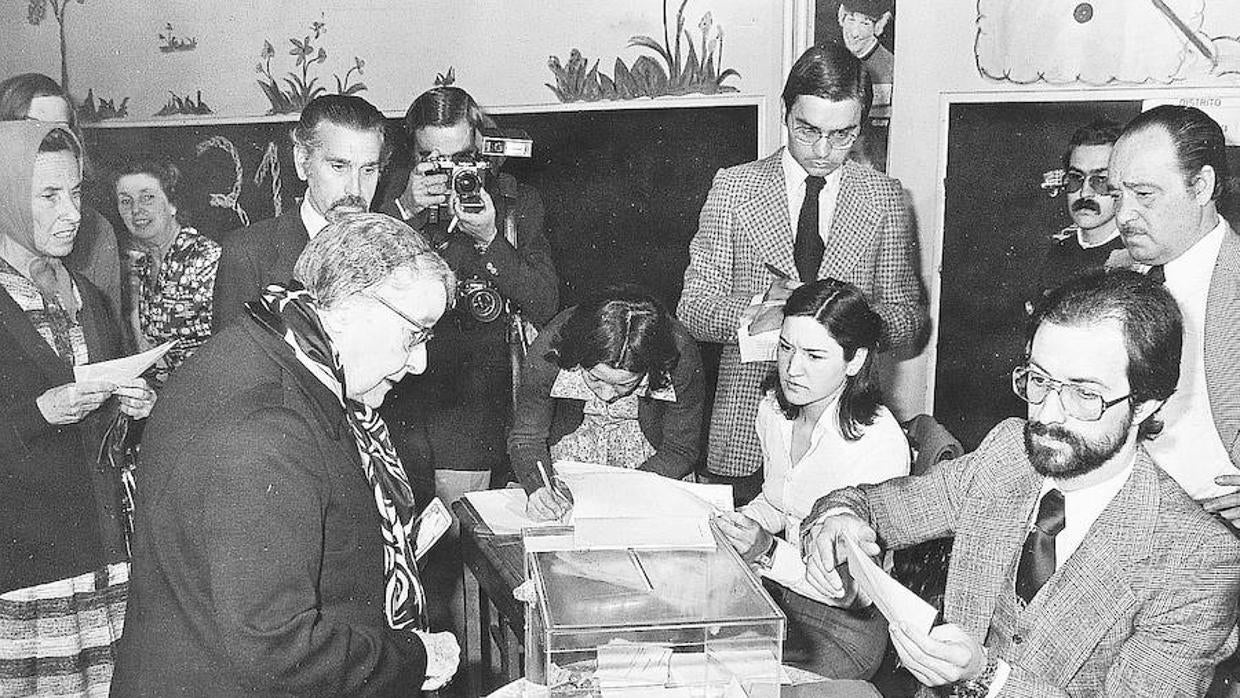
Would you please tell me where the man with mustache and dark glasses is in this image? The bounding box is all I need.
[1031,119,1124,307]
[213,94,389,332]
[801,270,1240,696]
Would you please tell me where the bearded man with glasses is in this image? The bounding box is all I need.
[678,42,925,505]
[798,268,1240,696]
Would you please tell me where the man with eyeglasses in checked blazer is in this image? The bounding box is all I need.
[803,270,1240,697]
[678,43,926,505]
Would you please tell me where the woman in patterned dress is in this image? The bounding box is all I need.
[509,284,706,520]
[114,158,220,386]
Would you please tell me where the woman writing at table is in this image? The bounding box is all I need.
[509,284,705,520]
[714,279,910,680]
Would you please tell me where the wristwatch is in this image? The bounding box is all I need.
[753,536,779,570]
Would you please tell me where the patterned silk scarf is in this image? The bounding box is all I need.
[246,282,427,631]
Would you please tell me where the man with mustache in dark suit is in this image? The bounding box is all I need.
[1031,119,1126,307]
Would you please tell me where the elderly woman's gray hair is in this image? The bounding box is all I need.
[294,212,455,308]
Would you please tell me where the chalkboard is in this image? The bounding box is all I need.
[936,101,1240,449]
[81,104,759,311]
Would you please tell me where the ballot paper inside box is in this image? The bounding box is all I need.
[522,527,785,697]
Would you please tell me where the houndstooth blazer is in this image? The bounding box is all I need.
[811,418,1240,697]
[1205,225,1240,467]
[677,151,926,477]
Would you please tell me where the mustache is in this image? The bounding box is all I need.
[1071,198,1102,214]
[328,195,369,213]
[1027,420,1071,441]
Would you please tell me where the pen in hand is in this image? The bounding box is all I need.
[763,262,791,280]
[534,460,570,520]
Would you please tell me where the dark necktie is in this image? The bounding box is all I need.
[794,176,827,282]
[1146,264,1165,284]
[1016,488,1065,604]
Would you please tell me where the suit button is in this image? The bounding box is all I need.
[1012,634,1024,645]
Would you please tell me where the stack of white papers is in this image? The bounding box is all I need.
[462,462,732,552]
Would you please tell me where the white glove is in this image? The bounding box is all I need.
[412,629,461,691]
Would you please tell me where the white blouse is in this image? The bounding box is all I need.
[740,391,910,604]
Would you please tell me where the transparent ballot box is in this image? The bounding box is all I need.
[523,530,785,697]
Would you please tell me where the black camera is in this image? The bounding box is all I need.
[425,155,489,216]
[458,276,504,323]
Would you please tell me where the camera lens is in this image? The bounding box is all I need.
[453,170,481,195]
[465,285,504,323]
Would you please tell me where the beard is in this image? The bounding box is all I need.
[1023,415,1130,479]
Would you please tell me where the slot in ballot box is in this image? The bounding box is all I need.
[522,527,785,697]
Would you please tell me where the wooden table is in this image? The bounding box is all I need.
[453,498,526,697]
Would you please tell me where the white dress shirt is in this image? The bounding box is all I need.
[741,391,909,604]
[300,198,329,240]
[1037,457,1135,569]
[986,456,1137,697]
[1145,218,1237,499]
[780,149,844,254]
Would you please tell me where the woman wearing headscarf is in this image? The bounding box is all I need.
[0,72,124,329]
[0,120,155,697]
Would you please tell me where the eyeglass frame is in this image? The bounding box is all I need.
[1011,365,1131,422]
[1062,169,1111,196]
[789,122,861,149]
[365,292,435,349]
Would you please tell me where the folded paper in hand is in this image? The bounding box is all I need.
[74,341,176,383]
[413,497,451,560]
[738,294,779,363]
[844,535,938,636]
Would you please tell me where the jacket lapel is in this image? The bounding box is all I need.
[0,278,73,386]
[737,152,796,277]
[945,456,1040,643]
[1014,454,1154,684]
[1205,225,1240,464]
[75,272,115,365]
[820,161,879,280]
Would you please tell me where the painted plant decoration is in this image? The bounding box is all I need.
[77,88,128,123]
[255,19,368,115]
[154,91,213,117]
[24,0,88,92]
[547,0,740,102]
[158,23,197,52]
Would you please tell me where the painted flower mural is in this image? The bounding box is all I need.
[255,19,368,115]
[546,0,740,102]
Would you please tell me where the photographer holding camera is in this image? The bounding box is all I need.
[375,83,558,538]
